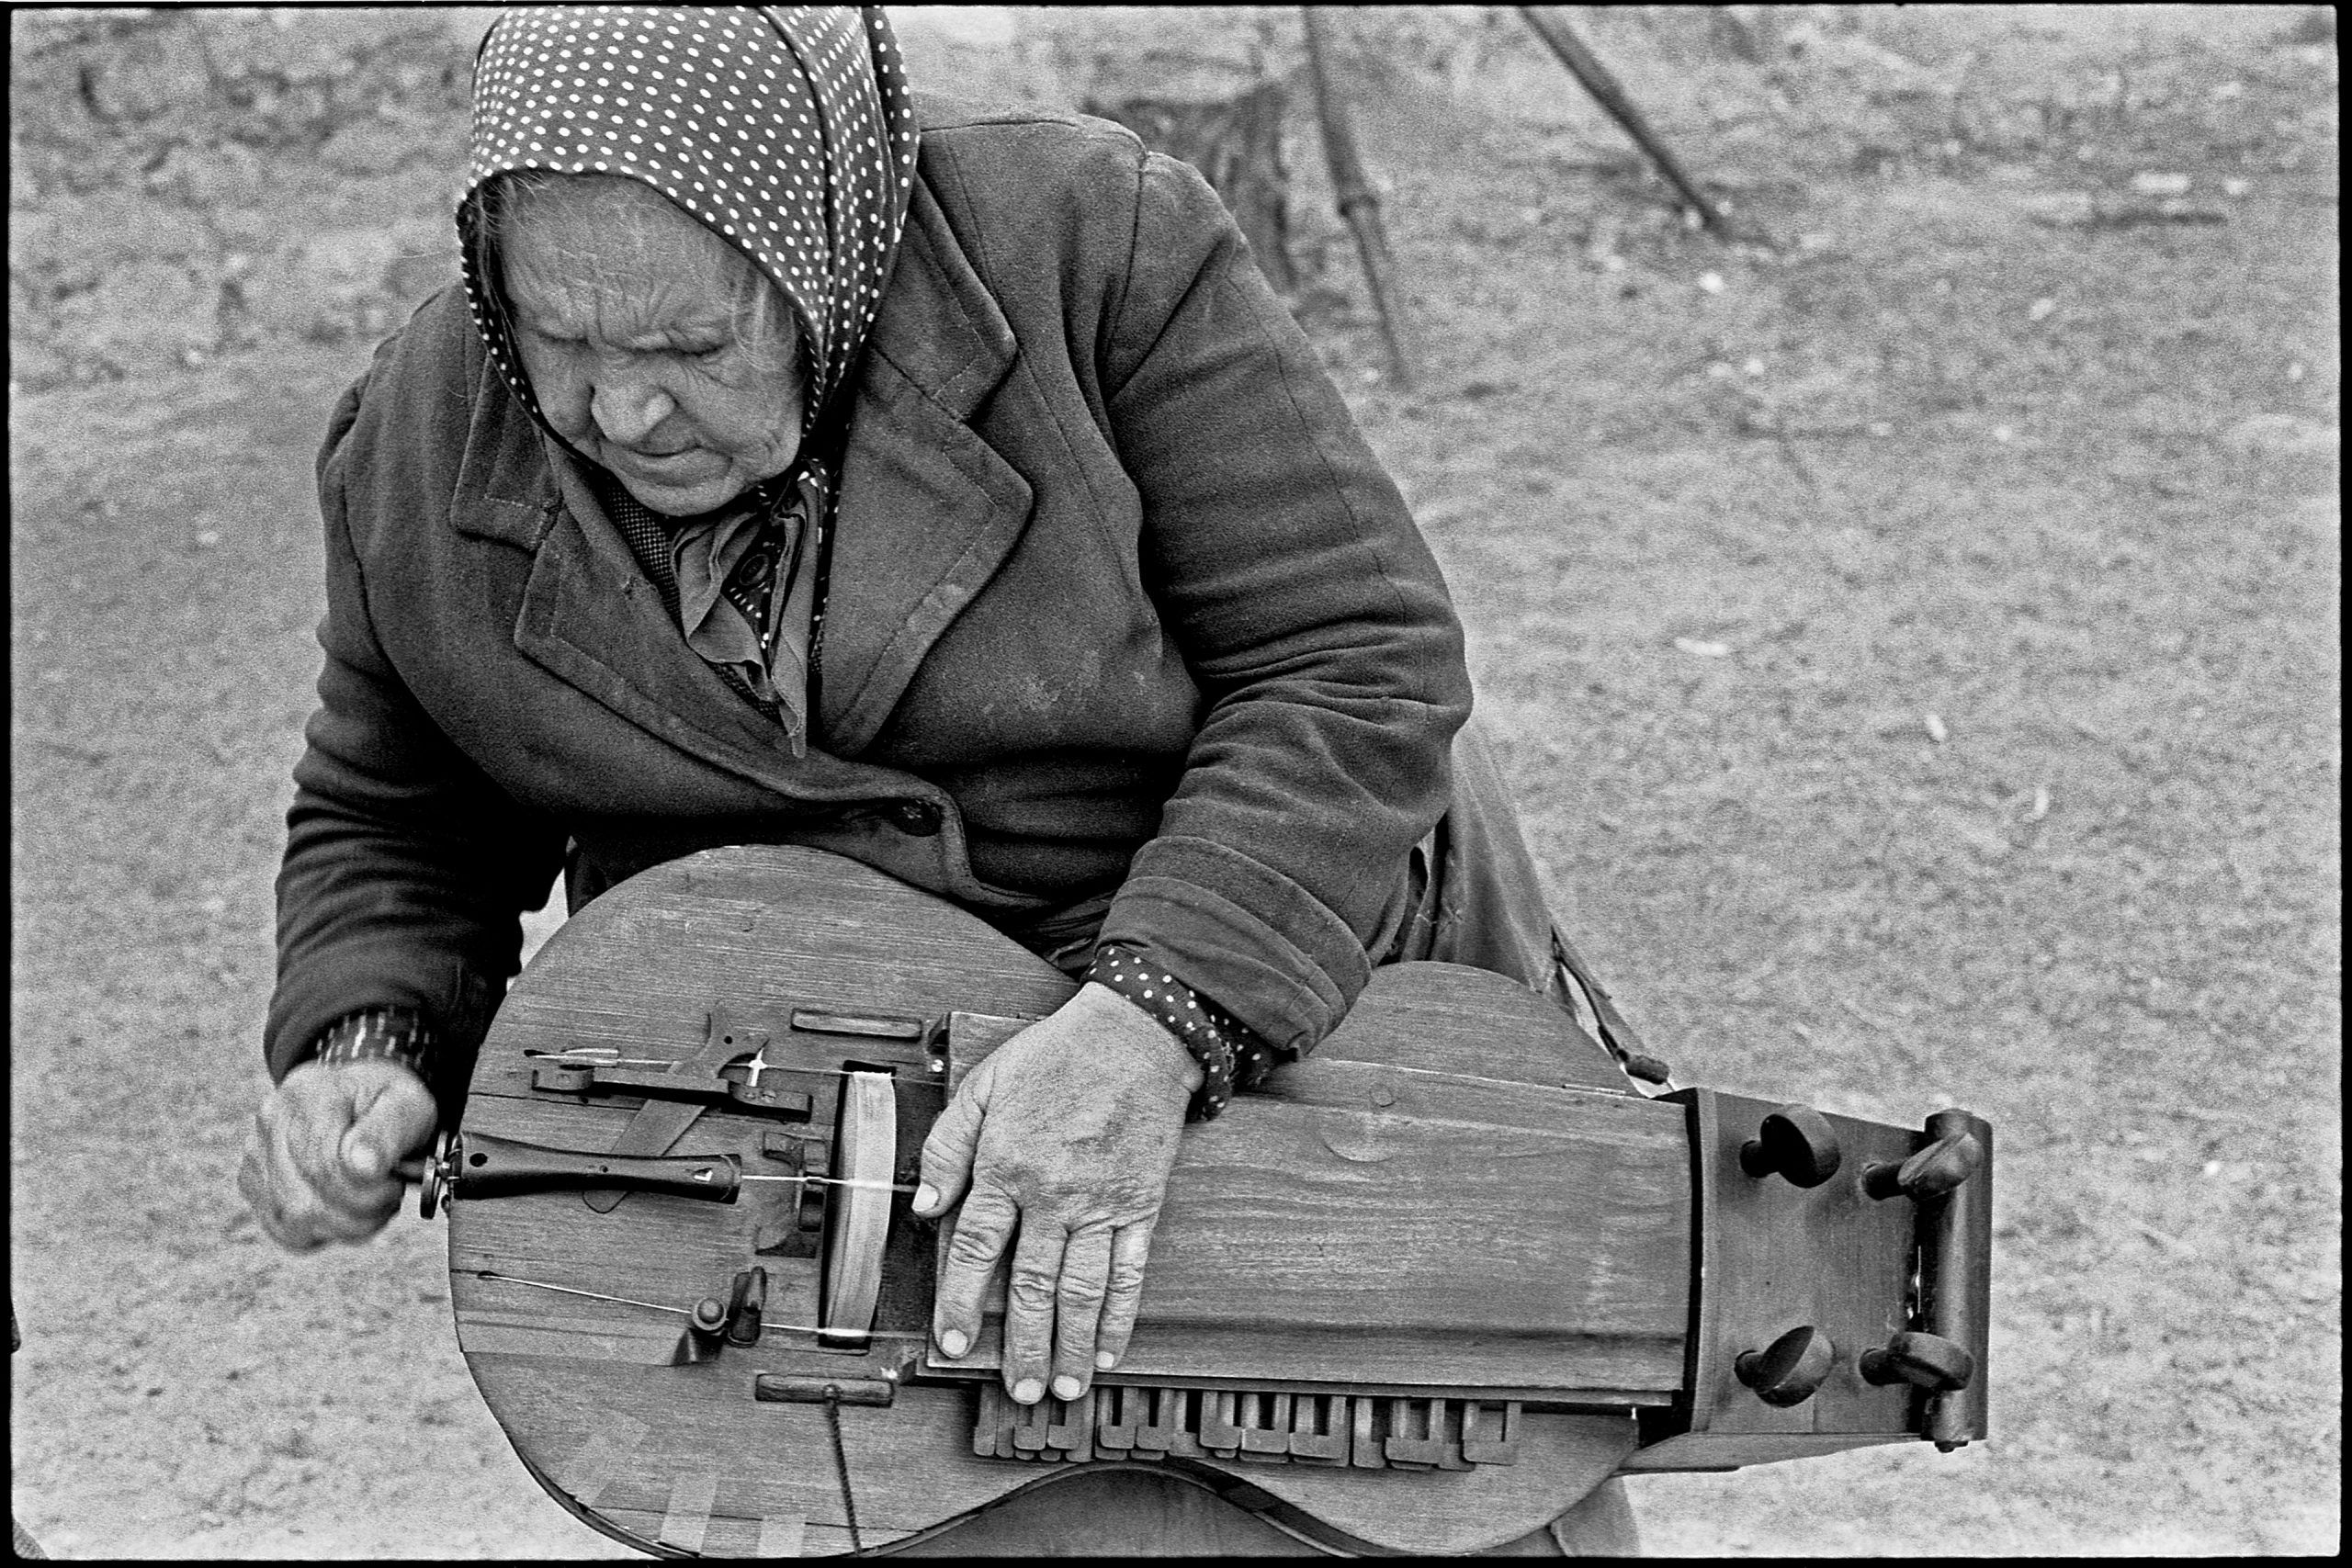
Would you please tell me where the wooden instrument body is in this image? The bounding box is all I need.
[446,846,1989,1556]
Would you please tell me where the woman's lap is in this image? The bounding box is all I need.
[891,1468,1641,1556]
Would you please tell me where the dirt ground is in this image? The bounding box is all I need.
[10,6,2339,1558]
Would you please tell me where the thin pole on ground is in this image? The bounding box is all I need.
[1516,6,1730,235]
[1301,6,1418,389]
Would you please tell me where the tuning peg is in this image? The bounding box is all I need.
[1861,1130,1984,1201]
[672,1295,729,1365]
[1738,1104,1842,1188]
[1735,1325,1834,1406]
[1859,1330,1974,1393]
[724,1267,768,1347]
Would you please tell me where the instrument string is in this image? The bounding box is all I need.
[469,1270,930,1340]
[522,1049,673,1066]
[394,1168,910,1195]
[737,1174,918,1194]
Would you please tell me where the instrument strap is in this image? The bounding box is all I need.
[1549,927,1672,1087]
[823,1392,863,1552]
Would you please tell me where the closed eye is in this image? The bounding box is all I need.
[523,327,723,369]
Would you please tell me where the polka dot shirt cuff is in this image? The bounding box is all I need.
[1088,945,1279,1122]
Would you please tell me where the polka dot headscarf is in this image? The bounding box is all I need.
[458,5,921,437]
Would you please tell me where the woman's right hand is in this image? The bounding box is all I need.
[235,1059,438,1251]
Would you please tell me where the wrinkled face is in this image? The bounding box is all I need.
[499,176,804,515]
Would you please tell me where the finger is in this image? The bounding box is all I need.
[236,1116,313,1251]
[243,1158,370,1254]
[1050,1225,1113,1401]
[234,1137,285,1235]
[257,1093,330,1216]
[275,1077,355,1194]
[248,1090,390,1251]
[261,1155,393,1249]
[1094,1217,1157,1371]
[342,1075,435,1183]
[1001,1218,1067,1405]
[914,1064,990,1218]
[236,1117,270,1201]
[266,1090,390,1240]
[244,1198,313,1253]
[236,1132,293,1219]
[933,1184,1017,1362]
[247,1189,334,1254]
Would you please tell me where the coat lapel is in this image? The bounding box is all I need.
[447,340,788,771]
[515,448,799,766]
[458,172,1035,767]
[445,319,772,765]
[815,177,1035,754]
[507,461,1012,823]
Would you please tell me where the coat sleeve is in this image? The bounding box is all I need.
[1091,151,1473,1055]
[264,356,570,1089]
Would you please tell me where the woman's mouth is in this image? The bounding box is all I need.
[613,444,711,473]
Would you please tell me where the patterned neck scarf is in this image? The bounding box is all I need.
[456,5,921,747]
[596,457,831,728]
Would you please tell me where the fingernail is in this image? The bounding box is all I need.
[1052,1375,1081,1401]
[913,1183,938,1212]
[1012,1378,1045,1405]
[346,1142,380,1176]
[1094,1350,1115,1371]
[939,1328,968,1358]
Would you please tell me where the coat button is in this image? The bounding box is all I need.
[890,800,942,836]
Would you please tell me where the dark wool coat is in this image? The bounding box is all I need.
[266,101,1474,1085]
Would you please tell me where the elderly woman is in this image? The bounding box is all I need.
[236,5,1646,1554]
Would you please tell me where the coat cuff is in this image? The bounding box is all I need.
[1096,834,1374,1055]
[265,939,498,1094]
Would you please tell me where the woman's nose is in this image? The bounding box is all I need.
[590,378,676,446]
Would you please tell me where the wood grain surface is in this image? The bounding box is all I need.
[440,844,1960,1554]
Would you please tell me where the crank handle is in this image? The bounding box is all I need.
[401,1130,743,1216]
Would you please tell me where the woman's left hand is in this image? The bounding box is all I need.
[915,981,1203,1405]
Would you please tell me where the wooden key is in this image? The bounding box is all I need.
[972,1382,1019,1458]
[1200,1389,1245,1457]
[1136,1386,1200,1459]
[1350,1398,1385,1469]
[1240,1392,1294,1462]
[1460,1400,1522,1465]
[1289,1394,1351,1465]
[1384,1398,1449,1468]
[1046,1390,1096,1461]
[1094,1384,1140,1457]
[1011,1395,1054,1458]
